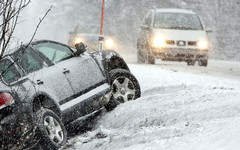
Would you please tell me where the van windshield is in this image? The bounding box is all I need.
[154,12,203,30]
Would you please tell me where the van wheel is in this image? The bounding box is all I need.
[147,54,155,64]
[35,108,67,150]
[137,50,146,64]
[199,59,208,67]
[187,60,195,66]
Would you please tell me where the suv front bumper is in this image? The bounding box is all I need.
[151,47,208,61]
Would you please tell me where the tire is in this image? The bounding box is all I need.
[140,42,155,64]
[187,60,195,66]
[137,50,146,64]
[147,54,155,64]
[34,108,67,150]
[105,69,141,111]
[145,43,155,64]
[199,59,208,67]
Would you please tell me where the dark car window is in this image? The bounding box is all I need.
[33,42,73,64]
[0,59,21,84]
[12,47,44,75]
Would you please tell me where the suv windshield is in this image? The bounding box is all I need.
[33,42,73,63]
[154,12,203,30]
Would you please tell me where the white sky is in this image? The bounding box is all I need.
[13,0,68,47]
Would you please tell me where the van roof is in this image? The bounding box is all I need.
[154,8,196,14]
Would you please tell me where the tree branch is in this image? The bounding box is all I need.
[0,4,52,79]
[27,5,52,45]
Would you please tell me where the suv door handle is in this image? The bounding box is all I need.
[36,80,44,85]
[63,68,70,74]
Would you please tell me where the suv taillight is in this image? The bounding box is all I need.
[0,93,15,109]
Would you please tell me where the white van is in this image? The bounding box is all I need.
[137,8,209,66]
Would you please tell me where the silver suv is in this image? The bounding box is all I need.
[0,40,140,149]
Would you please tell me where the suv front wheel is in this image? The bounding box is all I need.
[105,69,141,111]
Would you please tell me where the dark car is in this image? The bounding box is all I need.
[0,40,141,149]
[68,24,116,51]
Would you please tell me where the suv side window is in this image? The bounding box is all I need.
[0,59,21,84]
[33,42,73,64]
[12,47,44,75]
[142,11,153,27]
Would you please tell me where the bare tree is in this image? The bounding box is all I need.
[0,0,32,59]
[0,1,52,149]
[0,0,52,78]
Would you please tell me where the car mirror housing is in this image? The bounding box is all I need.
[74,42,87,56]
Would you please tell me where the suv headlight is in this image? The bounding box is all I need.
[197,40,208,49]
[153,35,165,48]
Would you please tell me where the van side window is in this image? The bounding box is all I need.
[142,11,153,27]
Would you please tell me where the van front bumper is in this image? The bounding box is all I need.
[151,47,208,61]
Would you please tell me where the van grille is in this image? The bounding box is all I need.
[177,41,186,46]
[188,41,197,46]
[165,40,175,45]
[164,40,198,47]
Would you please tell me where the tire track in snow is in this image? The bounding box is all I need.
[141,84,198,96]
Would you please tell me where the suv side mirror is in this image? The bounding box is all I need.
[74,42,86,56]
[141,25,150,29]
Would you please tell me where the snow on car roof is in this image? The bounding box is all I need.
[154,8,196,14]
[3,40,61,56]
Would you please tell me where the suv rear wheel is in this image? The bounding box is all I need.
[35,108,67,150]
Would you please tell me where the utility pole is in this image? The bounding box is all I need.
[100,0,105,36]
[99,0,105,51]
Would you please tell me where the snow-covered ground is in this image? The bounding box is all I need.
[62,58,240,150]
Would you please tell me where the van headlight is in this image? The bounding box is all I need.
[197,40,208,49]
[105,38,115,49]
[153,35,165,48]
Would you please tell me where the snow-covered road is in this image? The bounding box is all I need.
[62,59,240,150]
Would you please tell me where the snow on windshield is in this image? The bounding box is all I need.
[154,13,203,30]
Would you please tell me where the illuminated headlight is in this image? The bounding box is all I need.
[74,38,83,45]
[105,39,114,48]
[153,36,165,48]
[197,40,208,49]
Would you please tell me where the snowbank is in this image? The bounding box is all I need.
[62,61,240,150]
